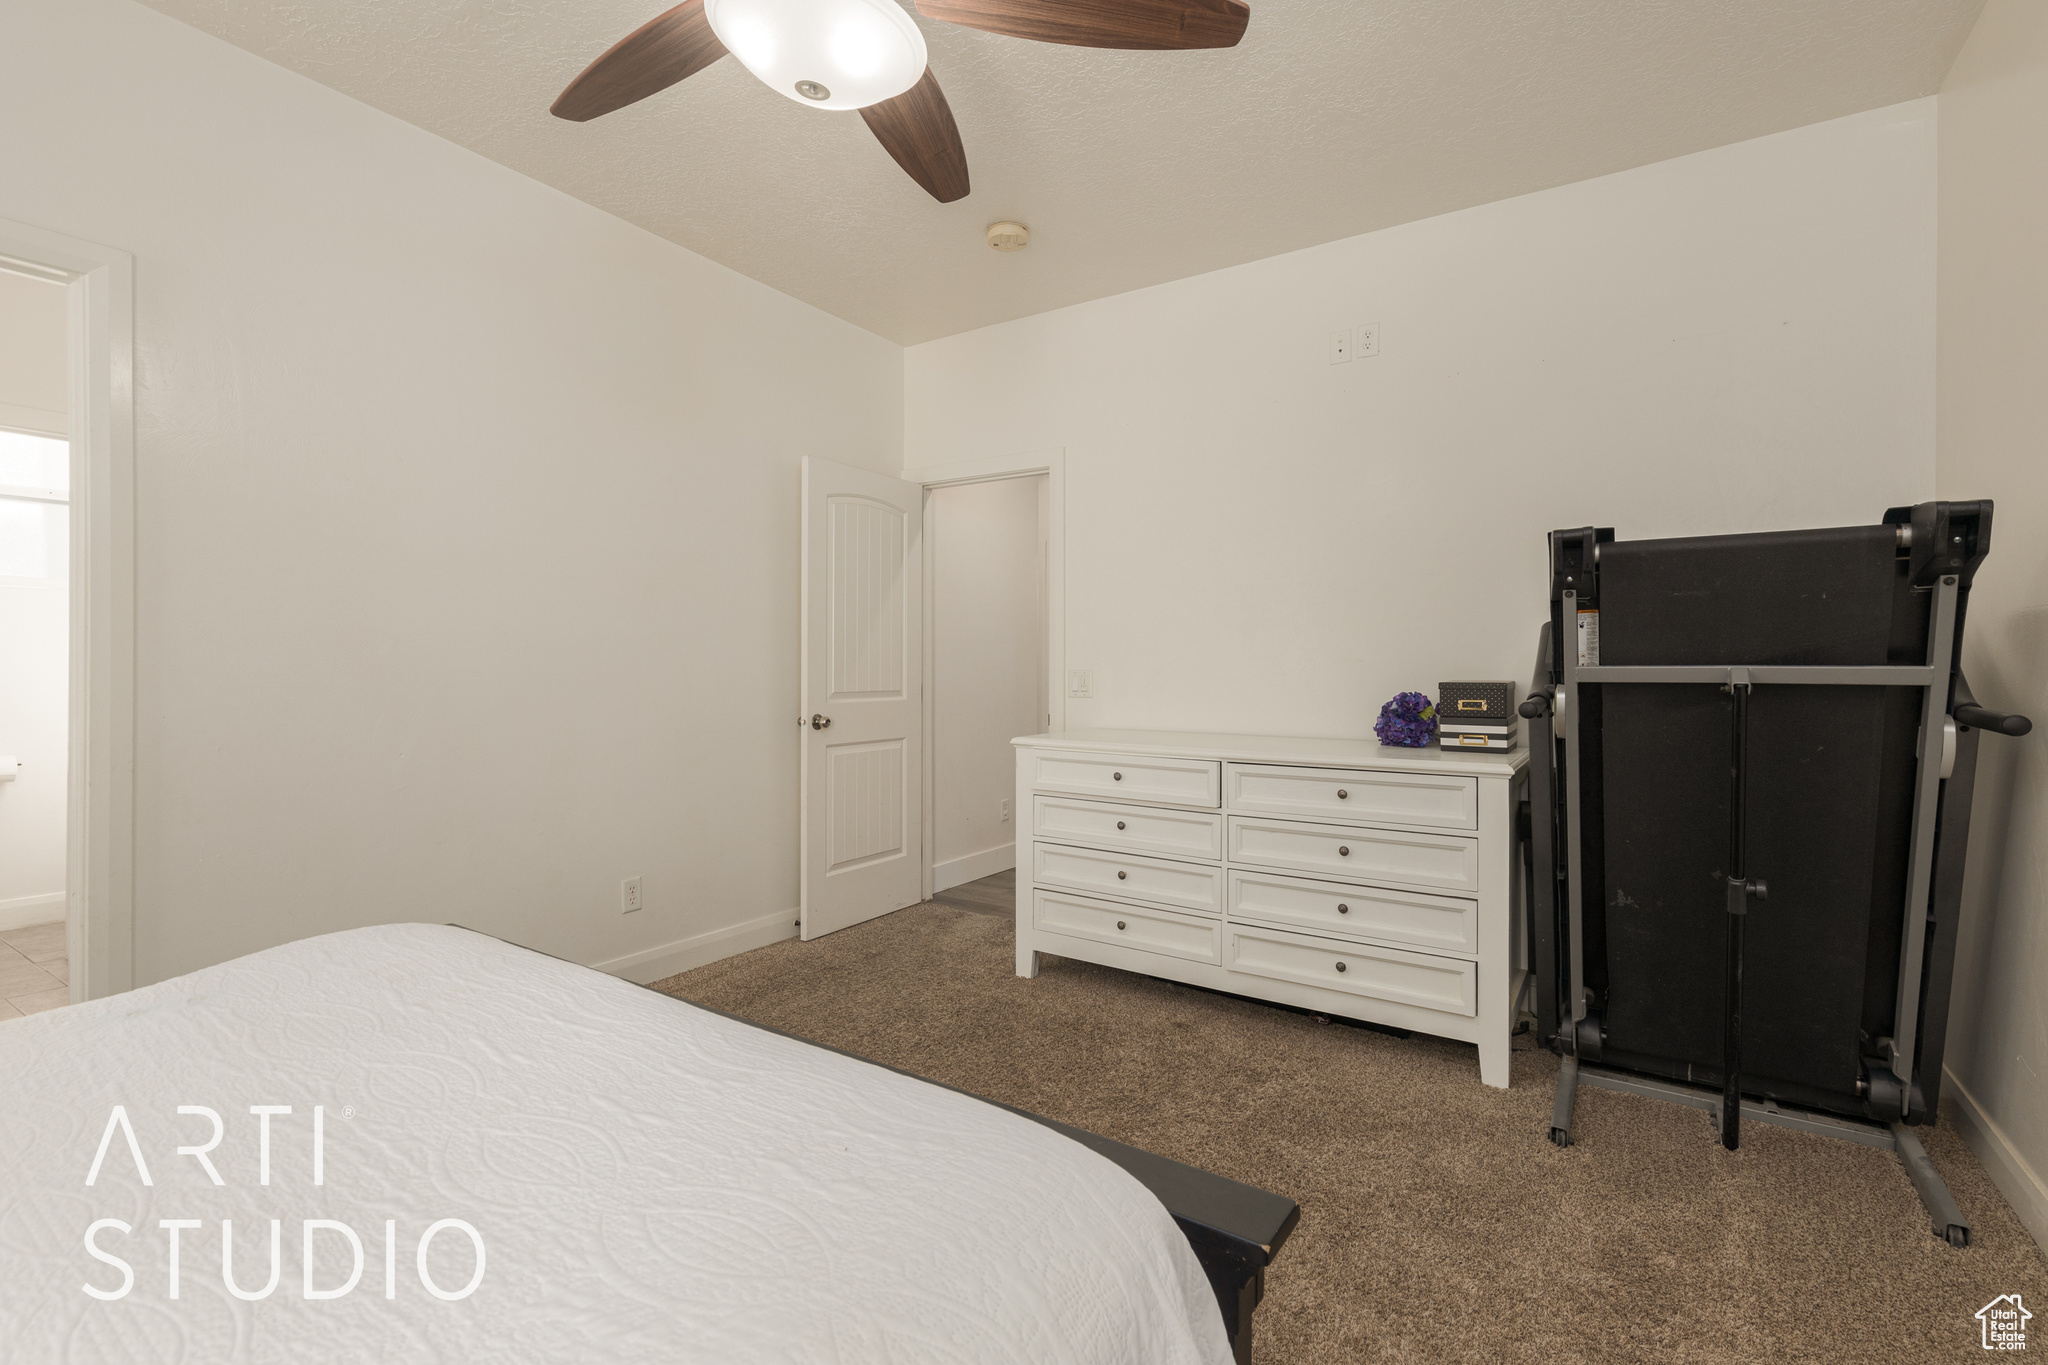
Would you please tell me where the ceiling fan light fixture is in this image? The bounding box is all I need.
[986,221,1029,251]
[704,0,928,112]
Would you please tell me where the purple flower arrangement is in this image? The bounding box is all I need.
[1374,691,1438,748]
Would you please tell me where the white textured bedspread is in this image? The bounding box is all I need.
[0,923,1230,1365]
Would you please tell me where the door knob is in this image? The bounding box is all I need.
[811,714,832,730]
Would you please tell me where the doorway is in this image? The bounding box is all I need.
[0,268,70,1013]
[0,216,136,1003]
[926,474,1046,910]
[796,451,1065,940]
[910,449,1066,916]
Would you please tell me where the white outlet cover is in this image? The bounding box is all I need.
[1357,323,1379,357]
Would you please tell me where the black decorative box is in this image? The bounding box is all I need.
[1437,681,1516,725]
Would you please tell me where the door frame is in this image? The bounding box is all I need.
[0,217,137,1002]
[902,448,1066,902]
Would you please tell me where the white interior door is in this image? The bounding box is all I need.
[801,456,924,939]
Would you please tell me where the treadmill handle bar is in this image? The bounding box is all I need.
[1891,577,1960,1084]
[1955,704,2032,737]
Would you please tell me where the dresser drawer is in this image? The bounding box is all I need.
[1027,749,1221,808]
[1033,889,1220,964]
[1227,816,1479,895]
[1226,763,1477,831]
[1227,868,1477,955]
[1226,924,1476,1017]
[1032,795,1224,862]
[1033,841,1224,915]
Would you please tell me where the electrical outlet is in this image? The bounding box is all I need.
[621,876,643,913]
[1329,328,1352,364]
[1000,799,1012,823]
[1356,323,1379,358]
[1068,669,1093,698]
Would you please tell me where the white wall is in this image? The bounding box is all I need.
[0,273,70,928]
[930,475,1044,889]
[0,268,67,436]
[0,579,66,925]
[907,101,1937,735]
[1935,0,2048,1251]
[0,0,901,985]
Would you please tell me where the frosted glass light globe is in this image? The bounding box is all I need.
[704,0,928,112]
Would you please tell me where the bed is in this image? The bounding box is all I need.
[0,922,1295,1364]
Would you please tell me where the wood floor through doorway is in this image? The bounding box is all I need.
[930,867,1013,918]
[650,903,2047,1363]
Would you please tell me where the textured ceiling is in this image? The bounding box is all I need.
[136,0,1982,344]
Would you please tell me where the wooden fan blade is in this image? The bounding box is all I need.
[915,0,1248,50]
[552,1,727,122]
[860,69,971,204]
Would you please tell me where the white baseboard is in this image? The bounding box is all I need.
[933,843,1015,894]
[590,908,799,985]
[1944,1066,2048,1254]
[0,892,65,932]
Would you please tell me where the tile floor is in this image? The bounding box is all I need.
[0,921,69,1018]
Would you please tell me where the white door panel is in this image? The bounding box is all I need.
[802,458,923,938]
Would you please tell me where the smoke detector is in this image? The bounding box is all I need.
[986,221,1029,252]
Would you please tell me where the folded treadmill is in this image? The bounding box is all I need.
[1520,502,2031,1247]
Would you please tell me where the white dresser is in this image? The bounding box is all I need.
[1012,729,1530,1088]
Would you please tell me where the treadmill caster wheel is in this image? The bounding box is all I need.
[1549,1127,1572,1148]
[1944,1225,1971,1249]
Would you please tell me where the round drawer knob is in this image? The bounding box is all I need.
[1116,920,1126,931]
[1117,870,1128,880]
[1337,789,1348,799]
[1338,845,1351,856]
[1116,821,1126,830]
[1337,903,1350,914]
[1112,772,1123,781]
[1335,961,1348,973]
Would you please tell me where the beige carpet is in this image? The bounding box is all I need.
[653,903,2047,1363]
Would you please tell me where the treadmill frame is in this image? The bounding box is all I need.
[1529,503,2020,1249]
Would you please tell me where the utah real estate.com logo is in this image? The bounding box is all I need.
[1978,1294,2031,1352]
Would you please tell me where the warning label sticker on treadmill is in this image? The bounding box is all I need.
[1977,1294,2030,1350]
[1577,609,1600,667]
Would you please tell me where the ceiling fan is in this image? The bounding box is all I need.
[551,0,1251,204]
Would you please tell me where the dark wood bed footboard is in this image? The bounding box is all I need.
[1009,1111,1298,1365]
[456,927,1300,1363]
